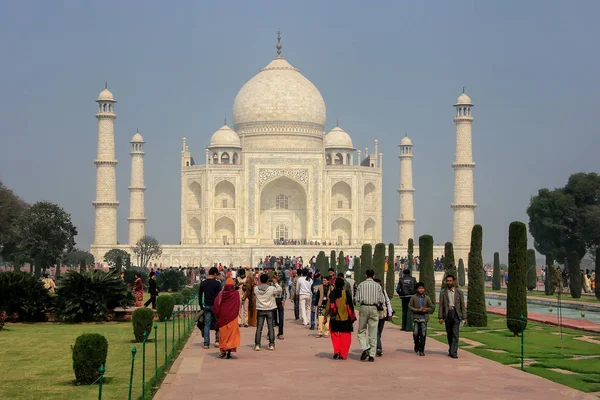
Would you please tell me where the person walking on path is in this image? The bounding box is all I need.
[374,278,393,357]
[133,273,144,307]
[237,269,249,327]
[315,276,332,338]
[355,269,386,362]
[296,269,313,326]
[214,278,241,359]
[144,271,159,309]
[199,267,222,349]
[396,269,417,331]
[291,269,300,320]
[310,272,322,330]
[344,271,356,297]
[273,276,285,340]
[438,274,466,359]
[325,277,356,360]
[409,282,434,356]
[254,273,282,351]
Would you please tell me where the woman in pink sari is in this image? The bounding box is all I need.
[214,278,241,359]
[133,273,144,307]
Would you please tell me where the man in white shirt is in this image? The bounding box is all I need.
[296,269,313,326]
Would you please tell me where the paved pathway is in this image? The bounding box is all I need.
[154,304,596,400]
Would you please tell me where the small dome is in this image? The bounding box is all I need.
[98,88,114,101]
[131,132,144,142]
[400,135,412,146]
[324,126,354,149]
[455,93,472,105]
[209,125,241,148]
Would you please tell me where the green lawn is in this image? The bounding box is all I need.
[485,288,600,304]
[0,315,194,400]
[390,297,600,393]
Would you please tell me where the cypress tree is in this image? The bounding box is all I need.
[595,248,600,301]
[316,251,327,274]
[544,253,556,295]
[467,225,487,327]
[526,249,537,291]
[360,244,372,284]
[386,243,395,298]
[407,238,414,272]
[458,259,465,287]
[330,250,337,275]
[338,251,345,274]
[418,235,435,300]
[373,243,386,281]
[441,242,457,290]
[492,252,501,290]
[353,256,361,281]
[568,251,582,299]
[325,255,330,271]
[507,221,528,336]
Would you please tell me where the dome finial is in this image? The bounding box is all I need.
[462,86,465,94]
[105,81,108,89]
[224,117,227,126]
[276,29,282,58]
[336,117,339,127]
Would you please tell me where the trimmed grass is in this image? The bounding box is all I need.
[390,296,600,393]
[0,316,195,400]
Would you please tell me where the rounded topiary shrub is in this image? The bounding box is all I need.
[157,295,175,321]
[72,333,108,384]
[132,307,154,342]
[171,292,184,305]
[181,288,192,302]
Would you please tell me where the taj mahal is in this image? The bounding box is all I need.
[90,33,477,267]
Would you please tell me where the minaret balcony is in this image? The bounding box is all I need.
[452,162,476,168]
[94,159,118,165]
[450,203,477,209]
[93,201,119,207]
[397,188,415,193]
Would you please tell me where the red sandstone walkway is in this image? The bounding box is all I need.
[154,304,595,400]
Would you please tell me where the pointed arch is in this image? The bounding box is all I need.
[215,180,235,208]
[364,218,376,242]
[331,217,351,245]
[364,182,376,211]
[331,181,352,209]
[189,217,202,243]
[215,216,235,245]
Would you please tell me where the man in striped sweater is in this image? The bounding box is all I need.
[355,269,386,362]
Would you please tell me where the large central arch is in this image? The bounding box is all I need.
[259,176,307,244]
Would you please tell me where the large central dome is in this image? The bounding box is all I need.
[232,55,326,149]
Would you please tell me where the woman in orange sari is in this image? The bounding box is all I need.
[133,273,144,307]
[214,278,241,359]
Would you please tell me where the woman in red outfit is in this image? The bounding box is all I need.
[324,277,356,360]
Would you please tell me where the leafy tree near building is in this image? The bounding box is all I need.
[567,251,582,299]
[467,225,487,327]
[418,235,435,300]
[103,249,130,272]
[10,201,77,277]
[132,235,162,268]
[492,252,501,290]
[507,221,528,336]
[386,243,395,298]
[526,249,537,291]
[373,243,386,281]
[63,249,94,272]
[458,259,465,287]
[441,242,456,290]
[330,250,337,275]
[359,244,372,284]
[544,253,556,295]
[0,181,28,268]
[407,238,414,271]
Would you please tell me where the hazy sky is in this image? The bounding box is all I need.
[1,1,599,263]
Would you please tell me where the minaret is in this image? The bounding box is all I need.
[93,86,119,245]
[398,134,415,246]
[452,90,476,265]
[128,130,146,245]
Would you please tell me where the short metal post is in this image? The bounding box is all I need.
[128,347,137,400]
[172,311,175,357]
[98,364,105,400]
[142,331,148,400]
[178,310,181,347]
[154,323,158,386]
[164,317,168,364]
[520,314,525,371]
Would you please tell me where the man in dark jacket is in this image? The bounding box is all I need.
[396,269,417,331]
[199,267,222,349]
[144,271,159,309]
[409,282,434,356]
[438,274,466,359]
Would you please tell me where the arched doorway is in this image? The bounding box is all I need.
[364,218,376,243]
[364,182,376,211]
[189,217,202,243]
[215,216,235,245]
[331,181,352,209]
[259,176,307,244]
[331,217,351,245]
[214,180,235,208]
[188,181,201,209]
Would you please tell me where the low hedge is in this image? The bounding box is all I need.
[181,288,192,302]
[72,333,108,384]
[157,295,175,321]
[132,308,154,342]
[171,292,184,305]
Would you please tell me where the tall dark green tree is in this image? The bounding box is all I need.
[458,259,465,287]
[492,252,501,290]
[544,253,556,295]
[386,243,395,298]
[467,225,487,327]
[441,242,456,289]
[567,251,582,299]
[407,238,414,271]
[316,251,327,273]
[337,251,345,274]
[0,181,28,268]
[526,249,537,291]
[373,243,386,280]
[507,222,528,336]
[418,235,435,300]
[360,244,372,284]
[353,256,361,281]
[330,250,337,275]
[10,201,77,277]
[595,248,600,301]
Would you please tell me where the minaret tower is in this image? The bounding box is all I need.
[452,89,476,265]
[398,134,415,246]
[93,86,119,245]
[128,130,146,245]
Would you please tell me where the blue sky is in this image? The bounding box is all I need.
[1,1,598,263]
